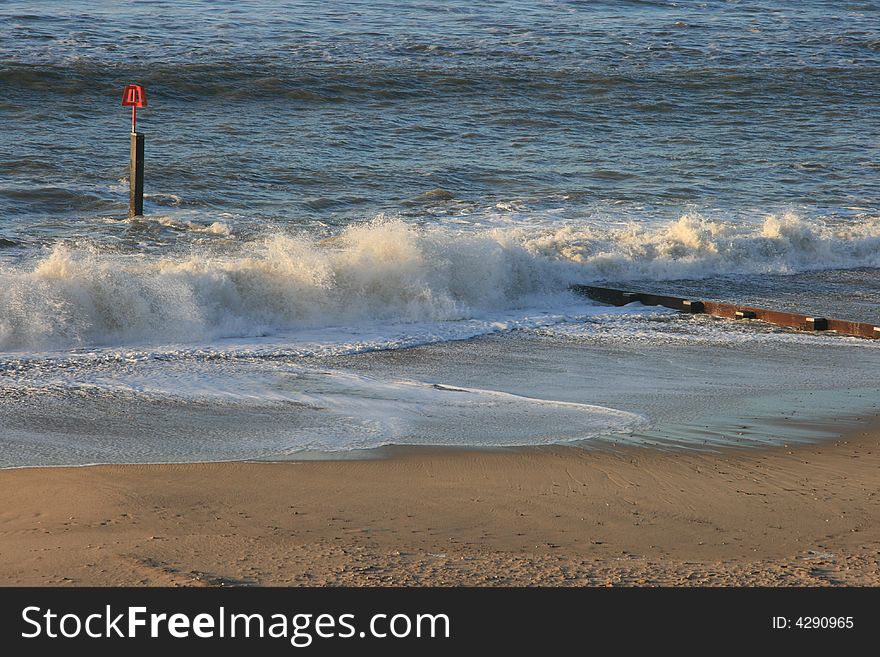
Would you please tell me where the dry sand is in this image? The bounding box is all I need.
[1,425,878,586]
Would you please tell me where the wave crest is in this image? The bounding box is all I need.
[522,211,880,280]
[1,212,878,350]
[0,218,556,350]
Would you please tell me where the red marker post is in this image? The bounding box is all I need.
[122,84,147,217]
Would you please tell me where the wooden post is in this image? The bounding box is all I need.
[129,131,144,217]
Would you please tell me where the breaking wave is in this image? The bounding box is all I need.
[0,217,556,350]
[523,211,880,281]
[0,213,878,351]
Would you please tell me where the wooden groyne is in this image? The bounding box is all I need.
[571,285,880,340]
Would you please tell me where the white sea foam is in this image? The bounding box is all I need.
[0,360,647,466]
[155,216,232,236]
[520,211,880,280]
[0,217,560,350]
[0,213,878,351]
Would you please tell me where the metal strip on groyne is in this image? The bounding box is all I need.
[571,285,880,339]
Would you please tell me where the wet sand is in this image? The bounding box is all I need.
[0,424,878,586]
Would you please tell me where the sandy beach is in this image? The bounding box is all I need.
[1,422,877,587]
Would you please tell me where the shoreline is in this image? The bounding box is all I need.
[1,424,878,586]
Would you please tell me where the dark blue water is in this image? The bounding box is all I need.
[4,0,880,224]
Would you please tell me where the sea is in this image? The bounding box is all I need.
[1,0,879,467]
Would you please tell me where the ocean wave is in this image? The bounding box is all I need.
[521,211,880,281]
[3,59,877,103]
[0,186,117,213]
[152,216,232,236]
[0,217,558,350]
[0,213,878,351]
